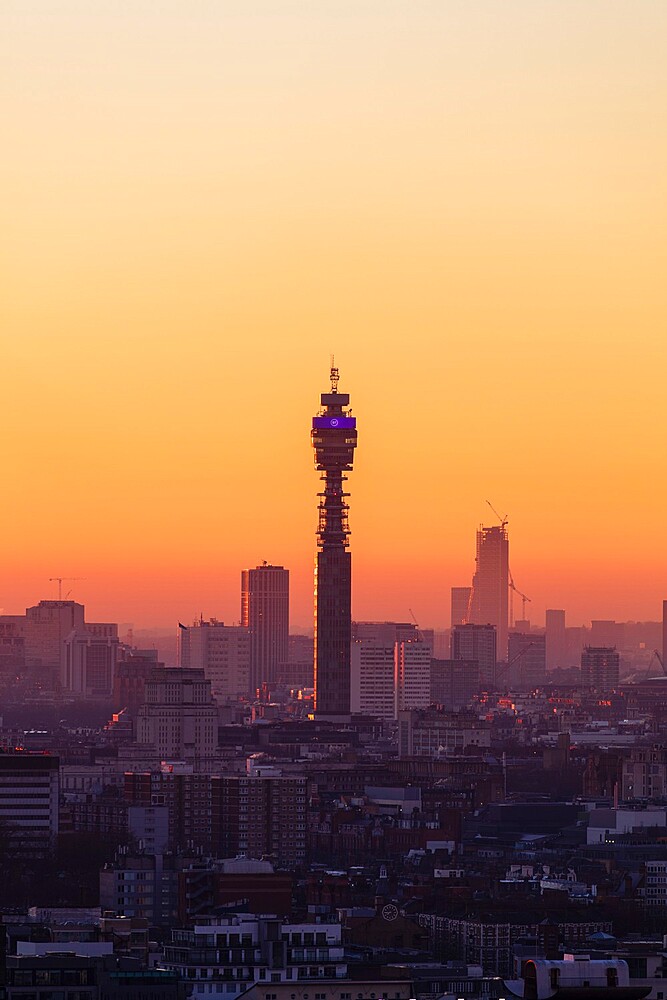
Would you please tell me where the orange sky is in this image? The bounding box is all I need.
[2,1,666,631]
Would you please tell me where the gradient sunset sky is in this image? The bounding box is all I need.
[2,1,666,631]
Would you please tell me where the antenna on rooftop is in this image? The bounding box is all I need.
[330,355,339,393]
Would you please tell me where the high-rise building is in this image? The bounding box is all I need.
[581,646,620,693]
[350,642,395,719]
[64,628,119,699]
[241,563,289,694]
[395,640,432,715]
[451,623,497,689]
[136,668,218,759]
[545,609,567,670]
[470,524,509,659]
[180,619,252,702]
[430,658,480,710]
[663,600,667,667]
[211,775,307,865]
[507,631,546,689]
[311,364,357,716]
[0,600,118,691]
[451,587,472,628]
[590,620,623,648]
[0,750,60,856]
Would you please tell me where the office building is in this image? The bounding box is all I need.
[276,633,314,689]
[450,587,472,627]
[352,621,417,644]
[125,764,213,853]
[350,642,395,719]
[581,646,620,693]
[64,628,119,699]
[0,600,117,689]
[591,619,623,648]
[451,623,496,689]
[469,523,509,659]
[395,640,432,715]
[162,915,347,1000]
[0,750,60,855]
[241,563,289,693]
[113,650,162,716]
[136,668,218,759]
[545,608,567,670]
[180,619,251,702]
[430,658,480,709]
[621,744,667,799]
[507,631,546,689]
[4,954,183,1000]
[311,364,357,716]
[398,708,491,758]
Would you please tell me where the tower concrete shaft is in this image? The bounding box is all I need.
[311,365,357,715]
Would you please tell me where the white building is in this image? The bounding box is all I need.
[643,860,667,908]
[162,915,346,1000]
[180,619,252,703]
[586,806,667,845]
[504,956,638,999]
[395,641,432,716]
[350,642,395,719]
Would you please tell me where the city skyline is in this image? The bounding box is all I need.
[2,2,666,630]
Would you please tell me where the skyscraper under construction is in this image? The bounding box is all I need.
[470,523,509,660]
[311,364,357,716]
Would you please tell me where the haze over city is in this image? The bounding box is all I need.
[3,1,666,631]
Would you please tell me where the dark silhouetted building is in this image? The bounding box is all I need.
[450,587,472,627]
[430,658,480,709]
[546,608,567,670]
[241,563,289,694]
[581,646,620,693]
[508,631,546,689]
[311,364,357,717]
[0,750,59,855]
[470,523,509,658]
[451,622,496,689]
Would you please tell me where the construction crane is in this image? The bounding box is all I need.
[485,503,531,627]
[496,639,536,688]
[408,608,425,643]
[509,571,532,624]
[49,577,83,600]
[647,649,667,678]
[486,500,508,530]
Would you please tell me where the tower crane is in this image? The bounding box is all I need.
[49,577,84,600]
[484,502,531,628]
[408,608,425,643]
[496,639,536,689]
[647,649,667,678]
[509,571,532,624]
[486,500,508,530]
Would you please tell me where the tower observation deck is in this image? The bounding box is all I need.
[311,364,358,716]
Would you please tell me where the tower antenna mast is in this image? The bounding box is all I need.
[311,362,358,715]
